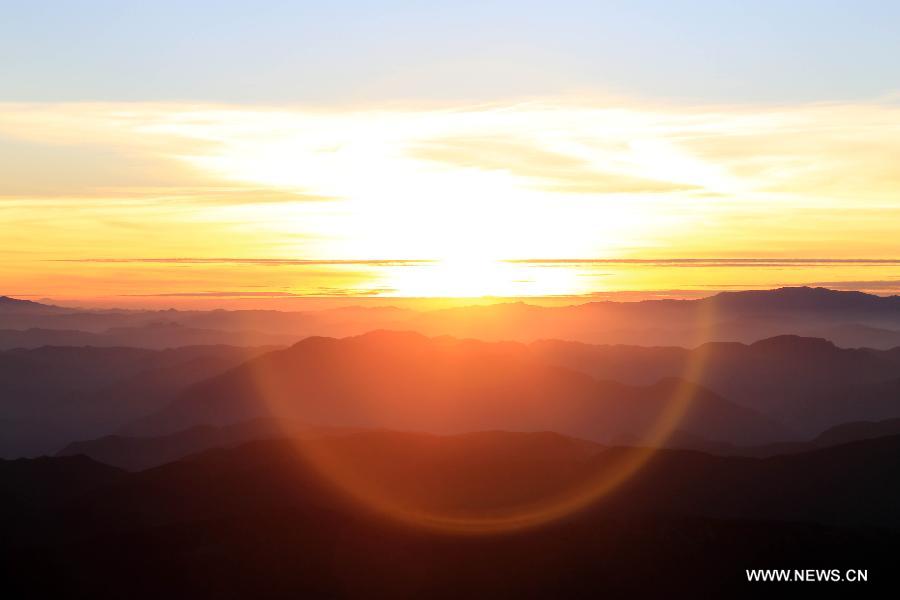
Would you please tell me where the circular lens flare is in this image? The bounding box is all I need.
[250,301,716,535]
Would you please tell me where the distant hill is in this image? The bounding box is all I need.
[5,287,900,348]
[122,331,788,446]
[532,334,900,433]
[57,419,355,471]
[119,329,900,444]
[406,287,900,347]
[0,345,277,457]
[0,301,414,342]
[0,296,67,315]
[62,413,900,472]
[670,417,900,458]
[0,323,295,350]
[813,416,900,446]
[9,327,900,459]
[704,286,900,312]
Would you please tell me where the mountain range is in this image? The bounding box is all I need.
[0,345,276,457]
[3,287,899,595]
[7,325,900,458]
[6,287,900,348]
[120,331,788,446]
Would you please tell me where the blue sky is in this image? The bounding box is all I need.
[3,0,899,104]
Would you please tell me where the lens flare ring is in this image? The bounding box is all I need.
[250,300,716,535]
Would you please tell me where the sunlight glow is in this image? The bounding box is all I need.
[1,100,899,300]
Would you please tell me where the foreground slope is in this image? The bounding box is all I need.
[3,429,898,597]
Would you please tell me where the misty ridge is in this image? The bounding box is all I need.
[5,287,900,458]
[8,286,900,350]
[3,287,900,596]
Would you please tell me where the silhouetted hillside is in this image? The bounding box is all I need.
[707,286,898,312]
[670,417,900,458]
[0,296,67,315]
[57,419,351,471]
[0,345,276,457]
[533,334,900,433]
[129,331,900,442]
[123,331,786,445]
[7,326,900,460]
[0,454,122,513]
[2,430,897,597]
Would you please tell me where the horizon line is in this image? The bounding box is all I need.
[49,257,900,267]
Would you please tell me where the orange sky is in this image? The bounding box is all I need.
[2,99,900,307]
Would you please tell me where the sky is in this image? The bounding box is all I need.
[2,1,900,306]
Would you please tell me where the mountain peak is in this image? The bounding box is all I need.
[709,286,893,311]
[0,296,63,313]
[750,334,837,352]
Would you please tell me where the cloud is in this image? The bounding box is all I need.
[0,107,334,204]
[412,136,696,194]
[507,258,900,267]
[2,98,900,302]
[122,291,311,297]
[122,287,397,298]
[0,134,206,197]
[55,257,433,266]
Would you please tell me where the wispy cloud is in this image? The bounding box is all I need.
[55,258,433,266]
[412,136,698,194]
[122,287,397,298]
[508,258,900,266]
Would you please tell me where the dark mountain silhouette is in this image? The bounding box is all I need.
[795,376,900,430]
[664,417,900,457]
[0,296,67,315]
[751,417,900,457]
[3,287,900,596]
[63,410,900,472]
[3,429,898,597]
[813,416,900,446]
[0,454,122,513]
[56,418,358,471]
[807,322,900,349]
[7,327,899,459]
[0,345,276,457]
[120,330,899,442]
[122,331,787,446]
[533,334,900,434]
[706,286,899,312]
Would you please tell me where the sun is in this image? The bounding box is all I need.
[171,105,706,297]
[376,258,589,298]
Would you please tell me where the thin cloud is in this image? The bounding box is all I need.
[122,291,310,297]
[123,287,397,298]
[505,258,900,267]
[412,136,696,194]
[56,257,434,266]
